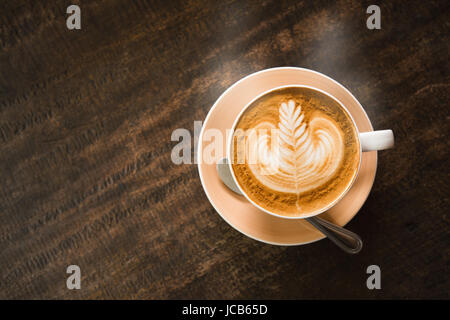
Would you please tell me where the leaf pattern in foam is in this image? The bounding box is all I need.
[247,99,344,194]
[278,100,306,178]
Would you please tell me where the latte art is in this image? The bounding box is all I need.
[247,100,344,195]
[232,87,360,217]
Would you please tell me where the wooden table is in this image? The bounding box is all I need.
[0,0,448,299]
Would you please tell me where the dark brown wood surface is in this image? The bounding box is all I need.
[0,0,449,299]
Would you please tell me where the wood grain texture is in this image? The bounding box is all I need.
[0,0,448,299]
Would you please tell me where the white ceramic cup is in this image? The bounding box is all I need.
[225,84,394,220]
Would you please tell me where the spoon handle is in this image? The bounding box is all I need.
[306,216,363,254]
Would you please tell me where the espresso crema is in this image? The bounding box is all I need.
[231,87,360,217]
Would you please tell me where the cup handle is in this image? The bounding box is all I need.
[359,129,394,152]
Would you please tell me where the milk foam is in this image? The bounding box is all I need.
[246,100,344,194]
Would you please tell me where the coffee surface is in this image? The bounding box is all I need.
[231,87,360,217]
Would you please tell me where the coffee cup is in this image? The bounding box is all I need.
[223,85,394,220]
